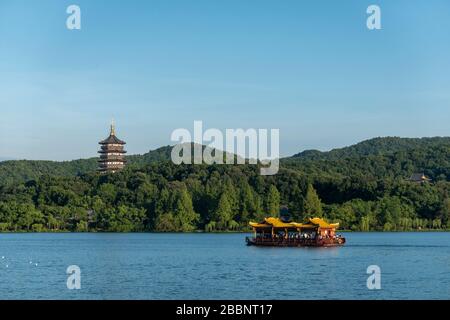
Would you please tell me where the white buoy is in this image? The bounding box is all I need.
[35,263,38,266]
[1,256,4,259]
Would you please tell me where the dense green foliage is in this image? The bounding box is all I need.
[0,137,449,232]
[0,146,173,187]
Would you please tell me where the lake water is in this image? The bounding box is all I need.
[0,232,449,300]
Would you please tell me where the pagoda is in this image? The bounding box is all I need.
[98,120,127,173]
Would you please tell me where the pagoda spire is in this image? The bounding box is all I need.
[110,119,115,136]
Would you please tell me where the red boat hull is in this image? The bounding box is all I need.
[246,237,346,247]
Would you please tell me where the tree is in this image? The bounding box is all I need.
[75,221,88,232]
[303,184,322,217]
[107,205,145,232]
[135,182,157,208]
[97,183,117,204]
[439,198,450,228]
[266,185,280,217]
[239,180,256,222]
[360,216,370,231]
[173,187,199,232]
[290,185,305,221]
[211,192,234,230]
[154,212,176,232]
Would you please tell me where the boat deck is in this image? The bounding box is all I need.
[246,236,345,247]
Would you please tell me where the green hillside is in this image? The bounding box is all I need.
[285,137,450,182]
[0,146,173,187]
[0,137,449,233]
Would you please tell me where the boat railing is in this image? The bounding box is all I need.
[248,236,322,245]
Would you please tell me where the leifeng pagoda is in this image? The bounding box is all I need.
[98,120,127,173]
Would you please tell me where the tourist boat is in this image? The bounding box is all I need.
[246,217,346,247]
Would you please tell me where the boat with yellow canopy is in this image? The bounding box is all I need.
[246,217,345,247]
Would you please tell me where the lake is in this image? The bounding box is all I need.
[0,232,449,299]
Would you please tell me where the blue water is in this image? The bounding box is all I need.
[0,232,449,299]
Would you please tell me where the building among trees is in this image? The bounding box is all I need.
[98,120,127,173]
[408,173,432,184]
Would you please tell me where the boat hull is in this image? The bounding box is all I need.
[245,237,345,247]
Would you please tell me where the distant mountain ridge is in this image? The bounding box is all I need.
[0,143,243,186]
[1,137,449,187]
[285,136,450,183]
[291,137,450,160]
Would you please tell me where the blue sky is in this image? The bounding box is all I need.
[0,0,449,160]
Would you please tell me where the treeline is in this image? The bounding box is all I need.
[0,146,174,187]
[0,159,449,232]
[0,137,449,232]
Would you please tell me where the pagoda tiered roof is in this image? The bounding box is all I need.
[98,120,126,145]
[99,134,126,145]
[98,148,127,154]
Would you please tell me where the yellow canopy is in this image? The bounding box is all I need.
[264,217,296,228]
[308,217,339,228]
[249,222,272,228]
[249,217,339,230]
[292,223,317,229]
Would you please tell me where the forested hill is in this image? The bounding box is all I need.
[285,137,450,182]
[1,137,450,186]
[291,137,450,160]
[0,146,173,187]
[0,137,449,232]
